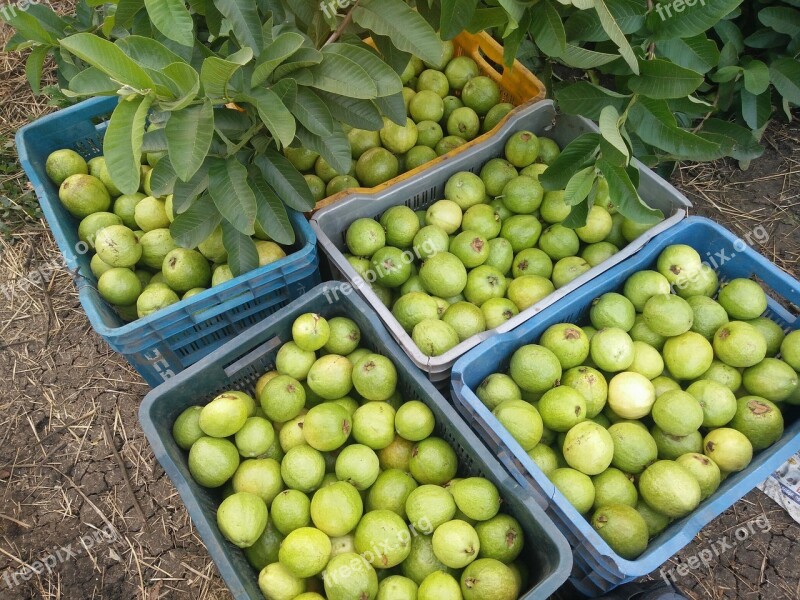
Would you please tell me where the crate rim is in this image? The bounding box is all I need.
[450,216,800,582]
[139,281,573,599]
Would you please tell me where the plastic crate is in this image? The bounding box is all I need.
[138,282,572,599]
[451,217,800,596]
[16,96,321,386]
[312,30,546,212]
[311,100,691,385]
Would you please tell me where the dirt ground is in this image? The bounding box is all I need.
[1,23,800,600]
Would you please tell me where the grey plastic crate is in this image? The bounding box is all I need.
[310,100,691,384]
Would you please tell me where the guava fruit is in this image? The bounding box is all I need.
[460,558,518,600]
[562,366,608,418]
[405,484,457,531]
[136,283,179,318]
[718,278,768,320]
[686,380,738,428]
[590,328,635,372]
[635,500,671,538]
[188,436,239,488]
[216,491,267,549]
[377,575,418,600]
[451,477,501,521]
[231,458,283,504]
[651,390,704,436]
[232,413,274,459]
[663,331,714,380]
[275,341,316,380]
[745,317,785,357]
[307,355,353,401]
[780,330,800,370]
[538,224,579,260]
[270,489,311,535]
[492,399,543,451]
[442,301,486,341]
[538,386,587,432]
[97,268,142,306]
[260,374,305,422]
[78,212,122,249]
[607,372,656,419]
[133,196,169,232]
[346,218,386,257]
[656,244,702,286]
[324,317,361,355]
[591,504,649,560]
[704,428,753,472]
[243,519,283,570]
[46,148,88,185]
[138,228,177,269]
[742,358,798,402]
[336,444,380,490]
[474,513,523,563]
[354,509,412,569]
[303,402,352,451]
[540,323,591,369]
[409,437,458,485]
[95,224,142,267]
[638,460,701,518]
[59,173,111,218]
[591,293,636,332]
[476,373,522,411]
[550,468,595,515]
[651,426,703,460]
[714,321,768,368]
[687,296,729,340]
[402,533,456,584]
[280,445,326,493]
[629,314,666,351]
[628,341,664,380]
[607,422,659,473]
[352,353,398,401]
[509,344,562,393]
[162,248,211,292]
[394,400,435,442]
[643,294,694,337]
[87,156,122,196]
[172,405,204,450]
[377,436,415,472]
[323,552,379,600]
[418,571,462,600]
[352,402,396,450]
[592,467,638,509]
[563,421,614,475]
[728,396,784,450]
[279,527,332,578]
[412,319,461,357]
[676,452,721,500]
[211,264,234,286]
[582,241,619,267]
[432,520,480,569]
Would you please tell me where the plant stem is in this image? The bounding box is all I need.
[325,0,360,46]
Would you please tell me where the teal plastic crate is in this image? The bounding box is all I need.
[16,97,320,386]
[139,282,572,599]
[452,217,800,596]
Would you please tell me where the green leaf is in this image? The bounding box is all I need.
[63,67,117,98]
[165,101,215,182]
[251,173,295,245]
[3,9,57,45]
[370,35,412,76]
[740,58,770,95]
[248,87,296,148]
[714,19,744,55]
[564,166,597,206]
[214,0,264,55]
[325,43,403,98]
[159,62,201,110]
[272,47,324,79]
[440,0,479,40]
[116,0,145,28]
[558,44,621,69]
[698,119,764,161]
[595,0,639,74]
[314,91,384,130]
[104,95,154,195]
[597,159,663,224]
[221,220,259,276]
[142,128,168,153]
[200,47,253,99]
[374,92,407,126]
[498,0,528,32]
[628,97,725,161]
[741,88,772,130]
[25,46,49,96]
[172,161,210,213]
[529,0,567,57]
[711,65,742,83]
[654,35,720,75]
[759,6,800,36]
[744,28,789,49]
[598,105,630,163]
[254,150,315,212]
[208,157,257,235]
[562,200,590,229]
[150,156,177,197]
[116,36,188,70]
[646,0,743,41]
[352,0,445,66]
[295,52,377,99]
[539,134,601,191]
[61,33,154,90]
[251,32,305,86]
[170,193,222,249]
[143,0,194,47]
[629,59,704,99]
[292,86,336,136]
[769,58,800,105]
[295,124,351,176]
[466,8,509,33]
[555,82,630,119]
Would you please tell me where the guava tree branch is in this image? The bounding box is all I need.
[325,0,361,46]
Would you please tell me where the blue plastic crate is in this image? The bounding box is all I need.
[16,97,320,386]
[138,282,572,599]
[451,217,800,596]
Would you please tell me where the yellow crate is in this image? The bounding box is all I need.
[312,30,546,212]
